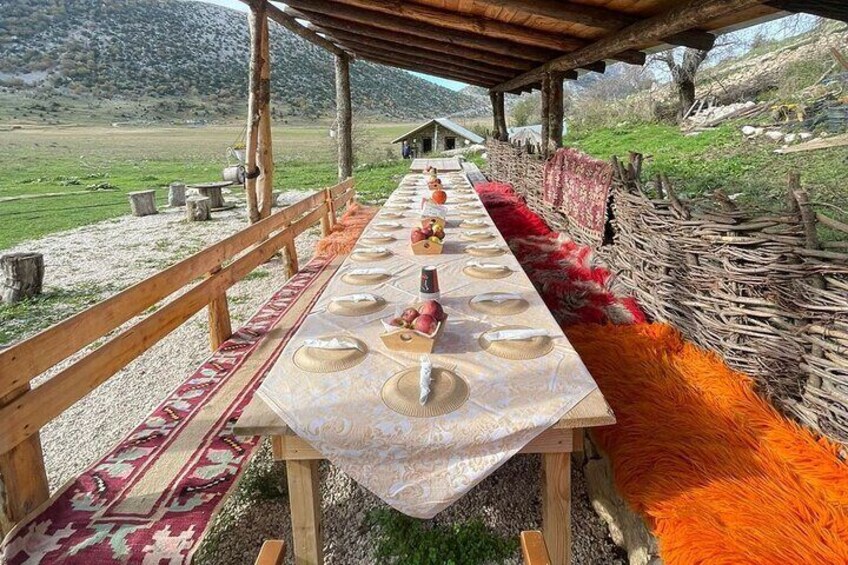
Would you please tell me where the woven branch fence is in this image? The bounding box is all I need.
[487,140,848,447]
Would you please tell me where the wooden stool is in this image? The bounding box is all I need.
[186,197,212,222]
[1,252,44,304]
[188,182,235,211]
[168,183,187,207]
[128,190,158,217]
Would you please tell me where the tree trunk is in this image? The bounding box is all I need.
[128,190,158,217]
[256,7,274,220]
[548,72,564,150]
[540,73,551,159]
[677,78,696,120]
[244,1,266,224]
[186,197,212,222]
[168,183,186,207]
[1,253,44,304]
[335,52,353,181]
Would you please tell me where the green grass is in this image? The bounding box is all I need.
[0,123,417,249]
[367,509,518,565]
[566,122,848,213]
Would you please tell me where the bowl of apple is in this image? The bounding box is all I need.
[411,225,445,255]
[380,300,448,353]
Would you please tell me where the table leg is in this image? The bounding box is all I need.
[286,459,323,565]
[542,452,572,565]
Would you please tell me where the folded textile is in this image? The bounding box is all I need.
[303,337,365,351]
[347,267,390,276]
[355,246,388,254]
[467,261,508,271]
[484,328,549,342]
[471,293,522,304]
[419,355,432,405]
[331,293,379,303]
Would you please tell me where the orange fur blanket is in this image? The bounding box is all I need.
[315,204,378,257]
[567,323,848,565]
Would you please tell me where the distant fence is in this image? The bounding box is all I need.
[487,140,848,446]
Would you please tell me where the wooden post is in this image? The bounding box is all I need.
[542,452,572,565]
[245,0,267,224]
[325,188,337,229]
[335,52,353,182]
[282,235,299,280]
[257,5,274,220]
[549,72,564,150]
[128,190,158,217]
[286,458,323,565]
[207,267,232,350]
[540,73,551,159]
[168,183,186,207]
[1,252,44,304]
[0,385,50,537]
[186,197,212,222]
[489,90,508,142]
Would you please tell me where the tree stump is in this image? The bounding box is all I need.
[128,190,158,217]
[168,183,187,207]
[1,252,44,304]
[186,197,212,222]
[189,182,234,210]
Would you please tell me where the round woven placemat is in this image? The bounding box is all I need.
[351,249,391,262]
[469,295,529,316]
[461,232,495,242]
[360,235,395,245]
[457,203,477,210]
[380,213,405,220]
[462,264,513,279]
[460,221,489,229]
[327,296,387,316]
[341,272,392,285]
[373,224,401,232]
[293,337,368,373]
[460,212,486,219]
[381,367,469,418]
[465,246,506,257]
[479,325,553,360]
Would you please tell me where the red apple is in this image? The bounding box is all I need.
[421,227,433,238]
[410,229,427,244]
[419,300,446,322]
[401,307,420,324]
[413,314,438,335]
[432,226,445,240]
[389,317,405,328]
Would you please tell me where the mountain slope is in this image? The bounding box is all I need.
[0,0,484,122]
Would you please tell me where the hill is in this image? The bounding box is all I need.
[0,0,485,124]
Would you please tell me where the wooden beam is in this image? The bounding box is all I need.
[238,0,346,56]
[356,53,497,88]
[314,0,586,52]
[315,24,533,71]
[767,0,848,23]
[335,52,353,182]
[284,1,560,62]
[331,36,517,79]
[548,72,564,151]
[257,6,274,219]
[493,0,767,92]
[476,0,716,50]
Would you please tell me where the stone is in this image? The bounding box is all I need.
[765,131,785,142]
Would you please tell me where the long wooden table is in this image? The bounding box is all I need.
[234,172,615,565]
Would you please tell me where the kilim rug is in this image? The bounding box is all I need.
[1,254,343,564]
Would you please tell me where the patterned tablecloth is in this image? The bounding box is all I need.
[257,171,598,518]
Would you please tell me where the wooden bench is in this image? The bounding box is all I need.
[0,179,354,540]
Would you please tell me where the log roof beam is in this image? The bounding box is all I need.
[492,0,768,92]
[356,53,499,88]
[238,0,347,56]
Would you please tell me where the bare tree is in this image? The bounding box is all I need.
[654,47,710,120]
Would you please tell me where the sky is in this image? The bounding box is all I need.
[196,0,468,90]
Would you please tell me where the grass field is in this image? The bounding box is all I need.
[0,122,415,250]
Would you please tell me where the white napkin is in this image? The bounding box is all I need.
[355,246,388,254]
[484,328,549,342]
[303,337,364,352]
[471,293,522,304]
[467,261,509,271]
[419,355,432,405]
[467,244,502,250]
[347,268,390,276]
[331,293,379,304]
[375,221,402,227]
[463,230,492,237]
[463,219,487,225]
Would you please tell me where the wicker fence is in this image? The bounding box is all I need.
[487,140,848,446]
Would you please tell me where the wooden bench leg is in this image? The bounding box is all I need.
[542,452,572,565]
[286,459,322,565]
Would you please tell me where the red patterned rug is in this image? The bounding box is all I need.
[477,181,644,326]
[1,254,343,564]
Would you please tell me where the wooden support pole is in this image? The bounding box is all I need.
[542,452,572,565]
[207,267,233,350]
[489,91,508,142]
[257,7,274,220]
[335,52,353,182]
[286,458,323,564]
[540,73,551,159]
[245,0,266,224]
[0,384,49,537]
[549,72,564,151]
[282,235,299,280]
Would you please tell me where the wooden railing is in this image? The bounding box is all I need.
[0,178,356,535]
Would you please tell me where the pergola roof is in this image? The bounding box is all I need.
[258,0,847,94]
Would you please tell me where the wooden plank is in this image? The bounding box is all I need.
[255,540,287,565]
[286,459,323,565]
[328,178,354,199]
[542,452,572,565]
[318,0,587,52]
[291,203,330,238]
[0,194,317,402]
[208,289,233,350]
[332,189,355,212]
[0,226,297,456]
[774,133,848,154]
[493,0,767,92]
[272,435,323,460]
[283,236,299,281]
[0,384,49,537]
[354,50,511,85]
[520,530,552,565]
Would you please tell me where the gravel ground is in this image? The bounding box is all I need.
[7,192,623,564]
